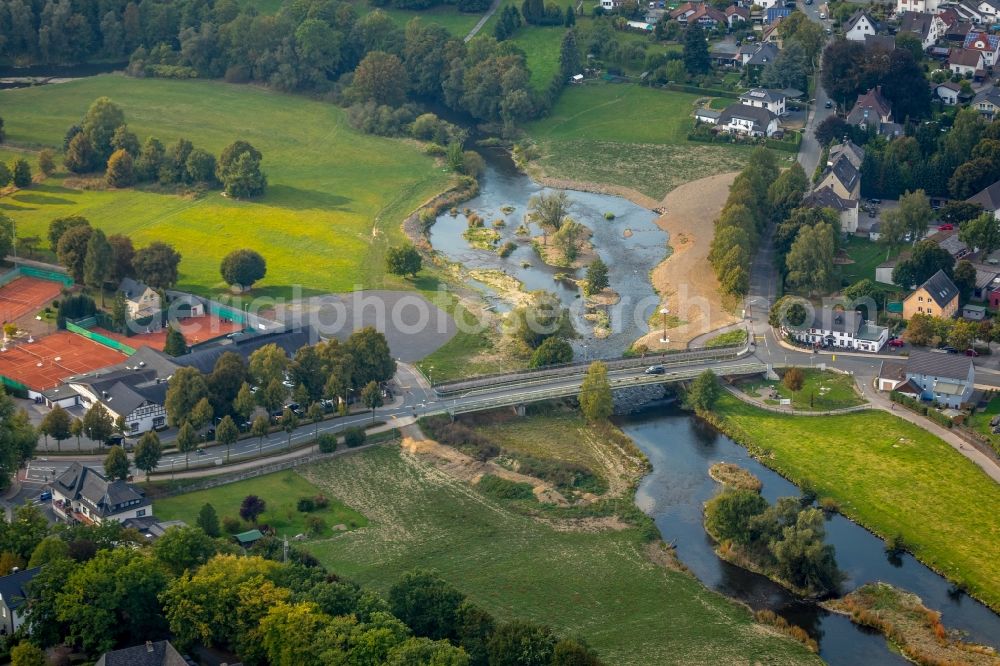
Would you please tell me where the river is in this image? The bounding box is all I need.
[623,405,1000,665]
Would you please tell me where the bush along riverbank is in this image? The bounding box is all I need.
[704,463,842,601]
[824,583,1000,666]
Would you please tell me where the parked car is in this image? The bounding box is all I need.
[939,223,954,231]
[819,11,826,18]
[966,348,980,357]
[38,491,52,502]
[824,100,833,108]
[942,346,959,354]
[888,338,905,348]
[644,365,666,375]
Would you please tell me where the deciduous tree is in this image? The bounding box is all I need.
[386,245,422,278]
[220,248,267,290]
[686,369,720,411]
[133,431,162,480]
[134,241,181,289]
[579,361,612,422]
[103,445,129,481]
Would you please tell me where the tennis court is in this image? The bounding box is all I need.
[91,314,244,351]
[0,277,63,324]
[0,331,127,391]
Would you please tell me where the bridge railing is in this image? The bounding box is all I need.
[438,362,766,416]
[433,343,749,396]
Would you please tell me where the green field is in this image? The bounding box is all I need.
[705,328,747,348]
[712,393,1000,611]
[524,83,753,199]
[0,75,449,297]
[738,368,865,411]
[840,236,896,287]
[380,4,484,35]
[296,424,818,665]
[155,470,368,538]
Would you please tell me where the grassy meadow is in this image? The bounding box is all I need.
[524,83,754,200]
[154,470,368,538]
[737,368,865,411]
[712,393,1000,611]
[0,75,450,297]
[296,414,820,665]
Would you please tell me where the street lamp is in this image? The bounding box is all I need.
[660,306,670,344]
[428,365,434,386]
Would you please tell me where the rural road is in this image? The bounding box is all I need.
[465,0,502,42]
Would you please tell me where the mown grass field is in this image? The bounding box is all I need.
[840,235,896,287]
[713,393,1000,611]
[0,75,449,297]
[524,83,753,199]
[738,368,865,411]
[381,4,484,35]
[155,470,368,538]
[298,425,819,665]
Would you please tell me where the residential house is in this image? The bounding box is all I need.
[695,107,722,124]
[94,640,188,666]
[877,360,911,392]
[689,4,726,26]
[902,269,960,319]
[788,306,888,352]
[118,277,161,321]
[965,262,1000,301]
[816,154,861,201]
[600,0,624,10]
[934,80,964,104]
[955,0,987,23]
[726,5,749,27]
[846,86,893,130]
[670,2,699,22]
[943,17,976,44]
[895,0,943,13]
[963,31,1000,66]
[739,88,787,115]
[741,42,780,79]
[51,462,152,525]
[971,87,1000,119]
[899,11,946,49]
[765,7,792,24]
[716,103,780,137]
[803,185,860,233]
[900,350,975,408]
[974,0,1000,20]
[70,368,169,435]
[845,10,879,41]
[0,568,40,636]
[967,178,1000,218]
[949,47,985,76]
[827,139,865,169]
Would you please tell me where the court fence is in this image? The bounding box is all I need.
[65,320,136,356]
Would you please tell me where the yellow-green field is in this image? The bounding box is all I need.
[0,75,450,297]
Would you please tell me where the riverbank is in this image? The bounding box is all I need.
[703,393,1000,614]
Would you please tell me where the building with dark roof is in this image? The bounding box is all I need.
[51,462,152,525]
[902,350,975,408]
[716,103,779,137]
[903,270,959,319]
[95,640,189,666]
[802,185,860,233]
[898,11,945,49]
[788,306,888,352]
[845,10,879,42]
[972,87,1000,120]
[963,31,1000,66]
[846,86,893,132]
[738,88,787,115]
[967,178,1000,217]
[0,567,40,636]
[816,154,861,201]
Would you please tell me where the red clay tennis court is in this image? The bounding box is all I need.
[91,314,245,351]
[0,331,127,391]
[0,277,63,324]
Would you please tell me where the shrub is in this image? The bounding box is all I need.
[885,533,907,556]
[477,474,535,501]
[343,427,366,448]
[819,497,840,513]
[304,515,327,536]
[604,212,615,220]
[317,433,338,453]
[313,494,329,509]
[498,241,516,258]
[420,416,499,461]
[297,497,316,513]
[222,516,242,534]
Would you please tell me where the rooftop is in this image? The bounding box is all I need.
[905,349,974,381]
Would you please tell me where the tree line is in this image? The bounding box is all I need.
[0,502,604,665]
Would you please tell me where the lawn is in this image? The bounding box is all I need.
[840,235,896,287]
[0,75,450,297]
[379,4,484,36]
[712,393,1000,611]
[967,394,1000,448]
[705,328,747,348]
[511,23,567,90]
[154,470,368,539]
[298,436,819,665]
[738,368,864,411]
[524,83,753,199]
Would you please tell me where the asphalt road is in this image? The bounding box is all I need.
[796,0,836,177]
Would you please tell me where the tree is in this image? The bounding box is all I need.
[70,418,83,451]
[0,215,11,261]
[10,641,46,666]
[584,258,609,296]
[767,163,808,224]
[64,132,96,173]
[103,445,130,481]
[785,222,837,295]
[176,422,199,470]
[346,327,397,387]
[84,228,112,305]
[0,162,9,187]
[892,240,954,289]
[111,124,140,156]
[530,337,573,368]
[154,526,217,575]
[251,414,270,453]
[105,148,135,187]
[307,402,324,439]
[133,431,162,481]
[770,508,840,594]
[559,29,580,81]
[197,503,221,537]
[353,51,409,106]
[361,381,383,425]
[133,241,181,289]
[386,245,422,278]
[487,620,557,666]
[221,151,267,199]
[165,367,208,427]
[136,136,165,181]
[82,97,126,161]
[949,157,999,199]
[821,39,865,108]
[12,159,31,188]
[685,369,720,411]
[682,24,710,75]
[234,382,256,422]
[240,494,267,524]
[220,248,267,290]
[48,215,91,250]
[249,343,290,388]
[216,415,239,463]
[954,260,977,301]
[163,325,187,357]
[705,489,769,545]
[185,148,216,184]
[579,361,612,422]
[108,233,135,283]
[528,190,569,240]
[39,405,71,452]
[882,49,931,120]
[761,40,808,91]
[111,291,128,333]
[82,404,113,444]
[783,367,804,392]
[280,407,299,448]
[814,116,852,146]
[940,201,983,225]
[389,569,465,641]
[959,212,1000,255]
[190,397,214,434]
[56,223,93,283]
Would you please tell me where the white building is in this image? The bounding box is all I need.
[895,0,943,13]
[845,10,879,41]
[879,351,976,409]
[0,568,40,637]
[717,103,780,137]
[738,88,787,115]
[51,462,153,525]
[119,277,161,321]
[789,307,888,352]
